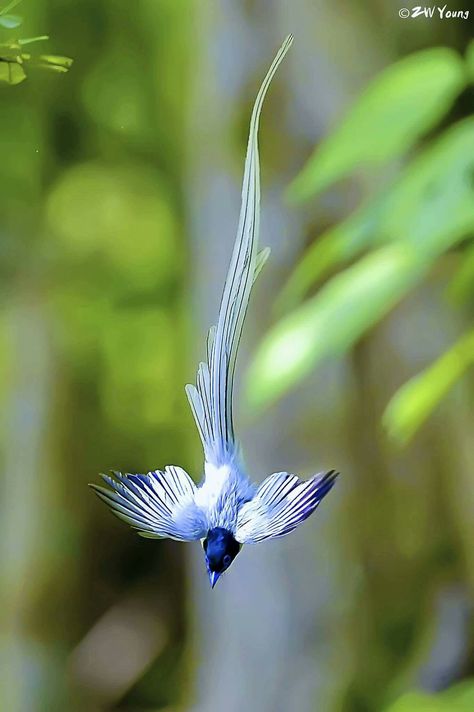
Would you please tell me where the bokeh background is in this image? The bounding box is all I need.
[1,1,473,711]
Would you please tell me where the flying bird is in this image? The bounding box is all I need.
[91,34,338,588]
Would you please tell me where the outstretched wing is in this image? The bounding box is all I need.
[235,470,338,544]
[90,466,207,541]
[185,35,294,467]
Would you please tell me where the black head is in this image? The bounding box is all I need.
[203,527,241,588]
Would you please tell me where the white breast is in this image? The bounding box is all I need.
[194,460,256,531]
[194,462,232,510]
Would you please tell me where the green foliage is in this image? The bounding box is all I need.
[275,193,387,311]
[0,2,197,705]
[247,45,474,441]
[47,162,179,289]
[382,119,474,254]
[384,679,474,712]
[384,329,474,444]
[248,244,426,408]
[277,118,474,310]
[0,0,72,84]
[0,0,22,29]
[100,307,181,432]
[0,38,73,84]
[0,48,24,83]
[0,14,22,29]
[287,48,467,203]
[81,43,150,137]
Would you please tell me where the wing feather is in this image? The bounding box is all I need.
[90,466,207,541]
[235,470,338,544]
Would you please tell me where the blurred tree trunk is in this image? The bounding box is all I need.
[0,294,55,711]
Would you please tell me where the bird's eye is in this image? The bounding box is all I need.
[223,554,232,567]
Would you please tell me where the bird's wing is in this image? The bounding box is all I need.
[90,466,207,541]
[185,35,293,467]
[235,470,338,544]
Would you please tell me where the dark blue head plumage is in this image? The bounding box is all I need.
[203,527,241,587]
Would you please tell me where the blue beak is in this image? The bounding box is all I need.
[208,570,220,589]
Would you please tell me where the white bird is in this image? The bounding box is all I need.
[91,35,338,588]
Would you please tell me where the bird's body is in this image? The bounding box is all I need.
[91,35,338,588]
[195,460,254,532]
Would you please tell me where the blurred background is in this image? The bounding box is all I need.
[1,1,473,711]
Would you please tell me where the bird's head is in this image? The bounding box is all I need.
[203,527,241,588]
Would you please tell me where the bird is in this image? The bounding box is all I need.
[90,34,338,589]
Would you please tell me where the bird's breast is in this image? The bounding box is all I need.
[195,461,253,531]
[195,462,232,510]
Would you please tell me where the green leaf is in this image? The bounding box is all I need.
[383,329,474,445]
[382,118,474,254]
[276,192,387,312]
[279,118,474,312]
[287,48,466,203]
[0,57,25,84]
[0,0,22,16]
[0,39,72,84]
[18,35,49,46]
[246,244,427,408]
[37,54,73,71]
[0,38,21,59]
[384,691,464,712]
[383,680,474,712]
[443,680,474,708]
[0,13,22,28]
[264,120,474,408]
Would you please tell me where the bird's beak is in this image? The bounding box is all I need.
[208,570,220,589]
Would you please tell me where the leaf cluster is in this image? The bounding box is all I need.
[247,43,474,444]
[0,0,72,85]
